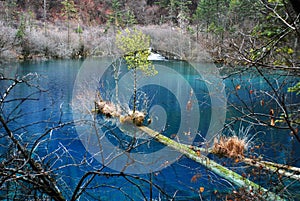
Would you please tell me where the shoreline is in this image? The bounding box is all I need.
[0,20,224,64]
[0,20,298,72]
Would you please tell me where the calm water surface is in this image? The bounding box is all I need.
[1,58,300,200]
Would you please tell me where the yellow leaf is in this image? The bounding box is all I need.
[287,48,294,54]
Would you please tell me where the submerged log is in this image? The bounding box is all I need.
[242,158,300,181]
[195,135,300,182]
[259,160,300,173]
[138,126,285,201]
[92,99,292,199]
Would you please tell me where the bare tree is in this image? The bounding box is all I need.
[0,70,175,200]
[0,73,66,200]
[0,21,17,59]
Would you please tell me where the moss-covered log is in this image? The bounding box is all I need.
[92,100,292,200]
[189,139,300,181]
[138,126,285,201]
[242,158,300,181]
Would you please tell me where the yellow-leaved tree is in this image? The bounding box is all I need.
[116,28,157,113]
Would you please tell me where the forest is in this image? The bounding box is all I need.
[0,0,298,65]
[0,0,300,201]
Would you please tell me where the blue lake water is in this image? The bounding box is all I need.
[1,58,300,200]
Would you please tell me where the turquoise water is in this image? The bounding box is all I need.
[0,59,299,200]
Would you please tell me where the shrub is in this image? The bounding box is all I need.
[0,21,17,60]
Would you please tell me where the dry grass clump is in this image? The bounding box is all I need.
[120,111,146,127]
[212,135,246,158]
[95,100,120,118]
[95,99,146,126]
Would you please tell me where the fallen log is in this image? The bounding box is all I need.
[138,126,285,201]
[92,99,288,200]
[190,140,300,182]
[242,158,300,181]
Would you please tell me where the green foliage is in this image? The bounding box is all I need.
[108,0,122,27]
[61,0,77,20]
[192,3,202,24]
[267,0,284,5]
[176,0,192,16]
[275,113,300,124]
[124,10,137,27]
[107,0,136,28]
[208,22,224,34]
[116,28,157,112]
[192,0,259,36]
[276,82,300,125]
[16,15,26,40]
[229,0,258,21]
[250,22,295,65]
[157,0,192,10]
[155,0,192,24]
[275,47,294,55]
[288,82,300,95]
[115,28,157,76]
[193,0,231,33]
[61,0,77,46]
[194,0,216,27]
[245,0,299,67]
[252,23,283,38]
[186,26,195,35]
[75,24,83,34]
[4,0,18,22]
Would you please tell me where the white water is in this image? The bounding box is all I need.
[148,48,167,61]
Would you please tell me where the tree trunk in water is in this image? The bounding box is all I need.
[133,66,137,113]
[138,126,285,201]
[242,158,300,181]
[188,144,300,180]
[67,19,70,47]
[43,0,47,36]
